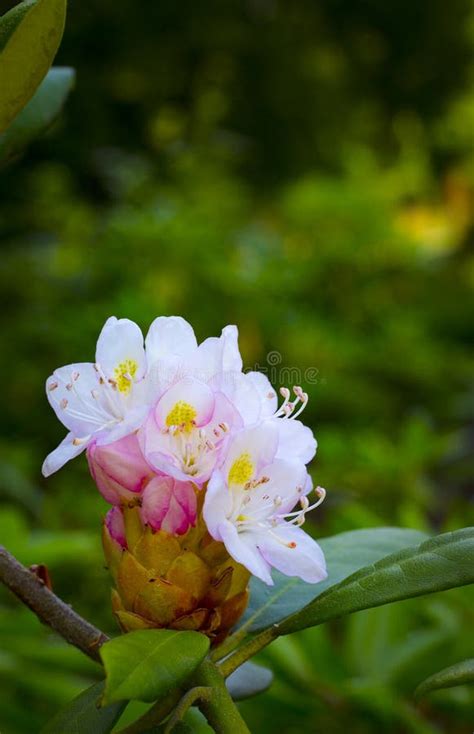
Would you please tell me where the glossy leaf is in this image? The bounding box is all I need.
[41,681,126,734]
[240,527,427,631]
[0,0,33,51]
[100,629,210,705]
[0,0,67,133]
[0,67,74,161]
[415,658,474,699]
[278,527,474,634]
[226,661,273,700]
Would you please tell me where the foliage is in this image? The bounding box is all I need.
[0,67,75,162]
[100,630,209,705]
[0,0,67,133]
[415,658,474,700]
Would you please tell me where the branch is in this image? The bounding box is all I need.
[0,545,109,663]
[192,660,250,733]
[218,626,278,678]
[164,687,212,734]
[116,691,182,734]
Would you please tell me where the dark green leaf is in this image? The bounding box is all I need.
[240,527,427,631]
[415,658,474,699]
[0,67,74,161]
[100,630,210,705]
[278,527,474,634]
[0,0,67,132]
[0,0,34,52]
[226,661,273,700]
[41,681,126,734]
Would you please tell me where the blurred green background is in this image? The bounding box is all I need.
[0,0,473,732]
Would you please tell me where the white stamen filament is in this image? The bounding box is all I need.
[273,385,309,421]
[234,485,326,533]
[164,419,222,476]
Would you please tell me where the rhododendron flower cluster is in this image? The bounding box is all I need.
[43,316,327,636]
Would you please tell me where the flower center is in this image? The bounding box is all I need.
[165,401,197,432]
[228,452,254,486]
[114,359,138,394]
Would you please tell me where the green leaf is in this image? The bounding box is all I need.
[240,527,427,631]
[0,0,34,52]
[415,658,474,699]
[100,630,210,705]
[226,661,273,700]
[0,0,67,133]
[41,681,126,734]
[0,66,74,161]
[278,527,474,635]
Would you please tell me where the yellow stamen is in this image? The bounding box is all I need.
[228,452,254,486]
[114,359,138,393]
[166,401,197,431]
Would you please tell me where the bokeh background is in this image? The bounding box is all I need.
[0,0,473,732]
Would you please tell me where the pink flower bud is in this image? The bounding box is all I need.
[87,434,152,505]
[141,476,197,535]
[104,506,127,548]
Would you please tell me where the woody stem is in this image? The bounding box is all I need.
[0,545,109,663]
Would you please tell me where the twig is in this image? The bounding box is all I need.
[191,660,250,734]
[116,691,183,734]
[218,625,278,678]
[164,687,212,734]
[0,545,109,663]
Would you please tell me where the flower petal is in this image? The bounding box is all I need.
[141,476,196,534]
[105,506,127,548]
[257,523,327,584]
[153,377,215,429]
[203,469,234,538]
[95,403,149,446]
[222,423,279,486]
[209,371,261,425]
[46,362,107,436]
[195,325,243,381]
[218,521,273,585]
[246,371,278,418]
[145,316,197,364]
[87,434,152,504]
[220,325,243,372]
[275,419,317,464]
[42,432,88,476]
[95,316,146,382]
[244,458,309,516]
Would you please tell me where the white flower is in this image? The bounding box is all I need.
[224,371,317,465]
[43,315,318,495]
[139,376,243,486]
[146,318,317,465]
[144,316,243,394]
[42,316,246,477]
[203,424,327,585]
[42,317,150,476]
